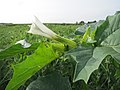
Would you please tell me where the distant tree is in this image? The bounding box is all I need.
[76,21,79,25]
[87,20,96,24]
[79,21,85,25]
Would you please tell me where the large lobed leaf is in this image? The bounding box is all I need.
[67,46,120,83]
[95,11,120,46]
[67,11,120,83]
[6,43,58,90]
[26,72,72,90]
[67,46,104,83]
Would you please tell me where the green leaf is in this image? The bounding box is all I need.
[67,46,94,83]
[75,24,88,35]
[67,46,104,83]
[75,20,104,35]
[115,68,120,78]
[95,11,120,46]
[26,72,72,90]
[67,45,120,83]
[0,43,39,60]
[6,43,58,90]
[95,11,120,63]
[81,26,91,43]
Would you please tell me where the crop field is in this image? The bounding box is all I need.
[1,12,120,90]
[0,24,79,49]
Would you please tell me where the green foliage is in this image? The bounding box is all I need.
[0,23,79,90]
[81,26,91,43]
[66,11,120,84]
[26,72,72,90]
[0,43,39,60]
[75,20,104,35]
[67,46,107,83]
[0,24,29,49]
[46,24,80,37]
[95,12,120,46]
[1,12,120,90]
[6,43,58,90]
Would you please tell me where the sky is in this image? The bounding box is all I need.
[0,0,120,23]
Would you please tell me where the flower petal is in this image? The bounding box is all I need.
[15,39,31,48]
[33,16,57,37]
[28,23,52,38]
[28,16,57,39]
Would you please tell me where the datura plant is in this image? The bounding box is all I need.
[28,16,77,48]
[1,11,120,90]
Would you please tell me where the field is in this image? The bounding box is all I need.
[0,23,79,49]
[1,12,120,90]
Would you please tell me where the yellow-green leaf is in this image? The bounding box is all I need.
[6,43,58,90]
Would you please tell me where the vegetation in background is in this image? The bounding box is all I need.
[0,24,79,49]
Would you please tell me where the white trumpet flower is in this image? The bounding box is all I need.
[28,16,57,39]
[28,16,77,48]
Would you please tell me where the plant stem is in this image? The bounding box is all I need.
[54,35,77,49]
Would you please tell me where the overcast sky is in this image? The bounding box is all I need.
[0,0,120,23]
